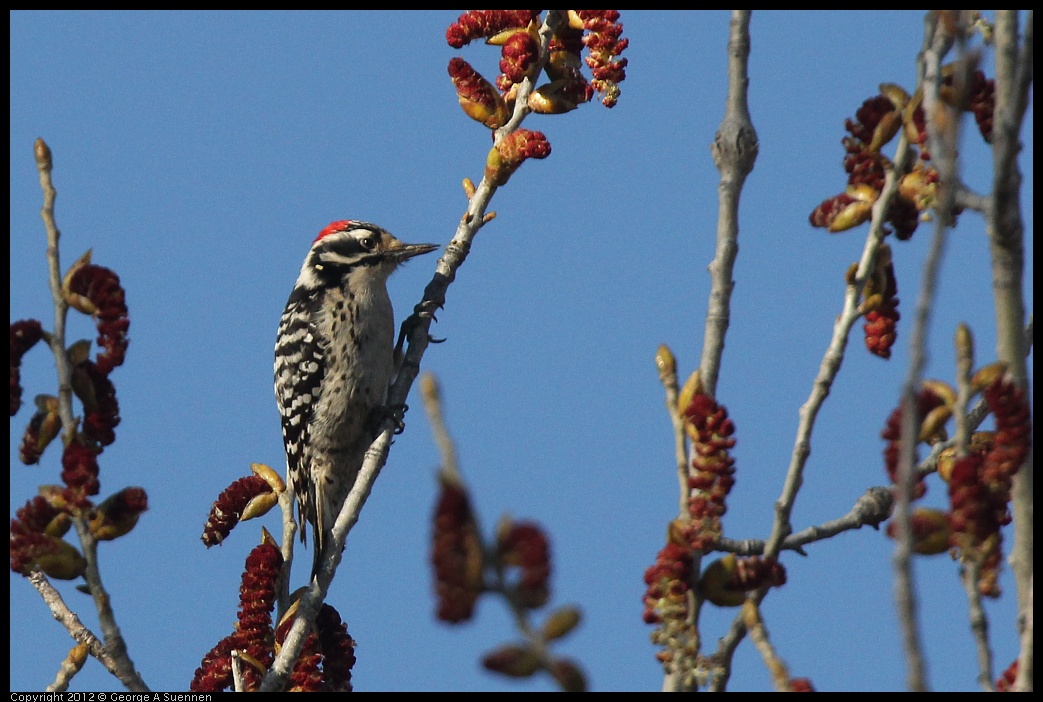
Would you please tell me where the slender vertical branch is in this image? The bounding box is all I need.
[71,518,148,691]
[700,10,758,400]
[951,324,996,688]
[419,372,461,483]
[960,559,997,691]
[33,139,76,442]
[28,571,143,689]
[30,139,149,692]
[890,14,962,691]
[654,346,690,516]
[666,11,757,693]
[990,10,1034,693]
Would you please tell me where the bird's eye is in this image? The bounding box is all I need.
[359,236,376,250]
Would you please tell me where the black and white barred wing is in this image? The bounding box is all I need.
[274,292,325,543]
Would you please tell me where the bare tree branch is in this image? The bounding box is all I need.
[991,10,1034,693]
[30,139,149,693]
[29,570,145,690]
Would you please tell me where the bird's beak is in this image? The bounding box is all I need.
[390,242,439,261]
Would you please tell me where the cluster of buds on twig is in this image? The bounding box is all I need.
[11,482,148,581]
[642,543,786,682]
[809,86,920,239]
[881,380,954,500]
[191,534,356,692]
[945,368,1031,597]
[429,471,585,690]
[697,553,787,608]
[430,484,555,618]
[9,495,85,580]
[431,475,484,622]
[809,53,995,241]
[10,319,43,417]
[849,242,901,359]
[678,372,737,552]
[883,357,1031,597]
[642,359,786,682]
[641,541,697,683]
[272,598,357,692]
[10,238,146,580]
[13,252,130,472]
[64,252,130,374]
[447,10,627,187]
[201,463,286,546]
[447,10,626,114]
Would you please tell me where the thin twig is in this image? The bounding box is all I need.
[46,643,88,693]
[29,570,120,682]
[891,12,969,691]
[700,10,758,399]
[31,139,149,693]
[716,486,893,556]
[419,372,461,483]
[742,601,792,692]
[990,11,1034,693]
[654,346,690,517]
[33,139,76,440]
[675,11,757,692]
[960,559,997,691]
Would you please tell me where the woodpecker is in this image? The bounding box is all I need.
[274,220,437,577]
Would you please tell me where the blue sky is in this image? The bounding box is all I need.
[10,11,1033,692]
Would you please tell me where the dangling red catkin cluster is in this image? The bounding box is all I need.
[683,392,737,551]
[9,496,67,576]
[61,439,101,509]
[12,264,133,515]
[881,387,947,499]
[445,10,538,49]
[431,478,484,623]
[66,264,130,375]
[272,602,356,692]
[947,375,1031,598]
[947,454,1004,597]
[10,320,43,416]
[191,542,282,692]
[641,391,738,679]
[981,375,1031,498]
[863,245,901,359]
[498,521,551,609]
[75,359,121,448]
[574,10,628,107]
[201,474,273,547]
[315,605,356,692]
[190,542,355,691]
[641,543,697,679]
[809,91,920,239]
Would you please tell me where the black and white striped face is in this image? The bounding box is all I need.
[293,220,437,290]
